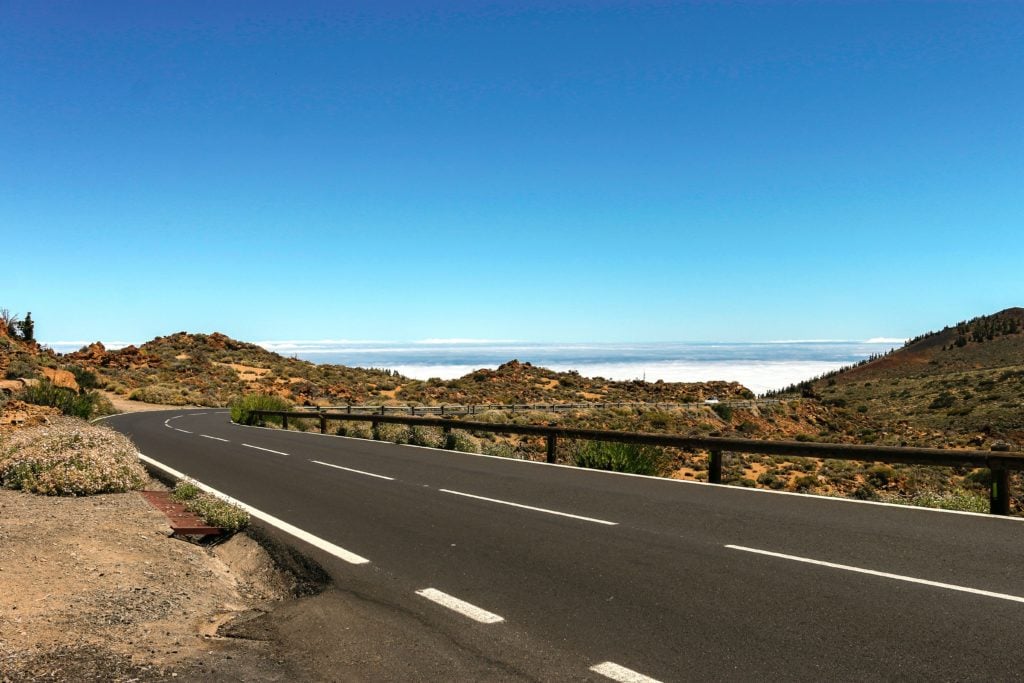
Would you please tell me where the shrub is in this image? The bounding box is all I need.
[409,426,445,448]
[18,380,114,419]
[5,358,40,380]
[711,404,734,421]
[444,430,481,454]
[0,418,147,495]
[129,384,189,405]
[230,393,292,426]
[482,442,519,459]
[336,421,373,439]
[574,441,666,476]
[171,480,249,532]
[792,475,817,492]
[866,464,896,488]
[928,393,956,410]
[373,422,408,443]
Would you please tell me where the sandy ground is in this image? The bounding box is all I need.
[0,482,302,681]
[99,391,189,414]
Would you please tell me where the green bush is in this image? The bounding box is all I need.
[18,380,114,419]
[230,393,292,425]
[574,441,666,476]
[171,480,249,532]
[711,404,734,421]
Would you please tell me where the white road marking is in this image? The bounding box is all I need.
[228,421,1024,523]
[200,434,230,442]
[174,428,193,434]
[439,489,618,526]
[311,460,394,481]
[414,588,504,624]
[135,452,370,565]
[242,443,289,456]
[590,661,663,683]
[726,545,1024,604]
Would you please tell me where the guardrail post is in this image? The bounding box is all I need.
[441,405,445,416]
[411,406,416,416]
[281,414,288,430]
[380,405,386,416]
[546,433,557,463]
[709,450,722,484]
[347,404,352,415]
[320,414,327,434]
[991,466,1010,515]
[371,419,379,440]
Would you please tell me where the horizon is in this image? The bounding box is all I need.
[4,2,1022,343]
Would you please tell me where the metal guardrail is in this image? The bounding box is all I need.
[290,399,788,417]
[248,410,1024,516]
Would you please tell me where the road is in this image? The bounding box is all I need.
[105,409,1024,681]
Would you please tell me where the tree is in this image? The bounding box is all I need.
[17,312,34,342]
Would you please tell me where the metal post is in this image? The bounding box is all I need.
[546,433,557,463]
[347,404,352,415]
[320,414,327,434]
[709,450,722,484]
[411,406,416,416]
[380,405,386,416]
[991,467,1010,515]
[441,405,445,416]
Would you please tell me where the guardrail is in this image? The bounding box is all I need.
[247,410,1024,516]
[290,399,789,417]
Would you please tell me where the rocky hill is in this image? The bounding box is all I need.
[776,308,1024,448]
[64,331,754,408]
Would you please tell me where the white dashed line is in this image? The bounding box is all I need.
[414,588,504,624]
[438,489,618,526]
[242,443,289,456]
[726,545,1024,604]
[590,661,663,683]
[200,434,230,442]
[174,429,193,434]
[135,452,370,565]
[311,460,394,481]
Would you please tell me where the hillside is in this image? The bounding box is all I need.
[777,308,1024,448]
[63,331,755,408]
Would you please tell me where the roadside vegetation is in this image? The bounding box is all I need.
[0,417,147,495]
[230,393,292,425]
[170,480,250,533]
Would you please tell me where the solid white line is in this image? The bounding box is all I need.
[135,452,370,565]
[311,460,394,481]
[242,443,289,456]
[590,661,663,683]
[439,489,617,526]
[174,428,193,434]
[414,588,504,624]
[726,545,1024,604]
[200,434,230,442]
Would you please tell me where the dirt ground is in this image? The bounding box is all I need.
[0,481,307,681]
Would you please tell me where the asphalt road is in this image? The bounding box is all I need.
[105,409,1024,682]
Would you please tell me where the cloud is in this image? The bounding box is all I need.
[864,337,906,344]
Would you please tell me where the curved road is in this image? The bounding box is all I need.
[106,409,1024,681]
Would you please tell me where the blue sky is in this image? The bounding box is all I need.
[3,1,1022,345]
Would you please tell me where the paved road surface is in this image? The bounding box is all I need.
[105,409,1024,681]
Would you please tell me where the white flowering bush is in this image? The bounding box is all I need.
[0,417,147,495]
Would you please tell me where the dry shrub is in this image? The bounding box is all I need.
[0,417,147,495]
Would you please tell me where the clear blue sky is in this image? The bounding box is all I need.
[3,1,1022,345]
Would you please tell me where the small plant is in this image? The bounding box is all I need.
[230,393,292,425]
[171,480,249,532]
[574,441,666,475]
